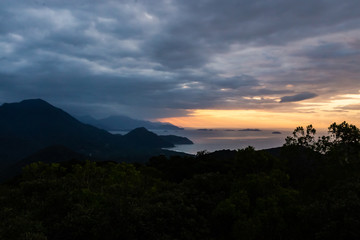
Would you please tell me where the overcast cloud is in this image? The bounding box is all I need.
[280,92,318,103]
[1,0,360,120]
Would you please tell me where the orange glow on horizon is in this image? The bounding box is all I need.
[158,109,359,129]
[156,92,360,129]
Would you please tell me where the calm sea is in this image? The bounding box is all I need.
[112,128,294,155]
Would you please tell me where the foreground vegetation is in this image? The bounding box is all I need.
[1,121,360,240]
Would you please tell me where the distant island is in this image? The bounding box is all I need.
[238,128,261,131]
[272,131,282,134]
[197,128,215,131]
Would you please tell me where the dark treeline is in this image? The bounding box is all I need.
[1,121,360,239]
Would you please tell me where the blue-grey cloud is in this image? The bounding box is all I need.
[148,0,360,69]
[280,92,318,103]
[0,0,360,119]
[295,42,360,59]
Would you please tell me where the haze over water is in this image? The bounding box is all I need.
[165,129,293,154]
[113,128,294,154]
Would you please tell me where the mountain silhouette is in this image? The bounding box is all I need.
[124,127,174,148]
[0,99,116,149]
[159,135,193,145]
[77,114,183,131]
[0,99,192,180]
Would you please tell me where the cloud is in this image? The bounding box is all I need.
[295,42,360,59]
[0,0,360,120]
[337,104,360,110]
[147,0,360,69]
[280,92,318,103]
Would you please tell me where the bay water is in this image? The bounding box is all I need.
[112,128,293,154]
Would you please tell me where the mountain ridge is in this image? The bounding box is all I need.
[0,99,192,180]
[77,114,184,131]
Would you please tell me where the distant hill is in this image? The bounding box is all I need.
[0,99,192,180]
[77,115,183,131]
[238,128,261,131]
[0,99,120,160]
[123,127,174,148]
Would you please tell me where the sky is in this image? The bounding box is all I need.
[1,0,360,129]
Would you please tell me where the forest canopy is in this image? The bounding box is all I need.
[1,121,360,240]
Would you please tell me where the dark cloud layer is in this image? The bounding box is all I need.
[280,92,318,103]
[0,0,360,119]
